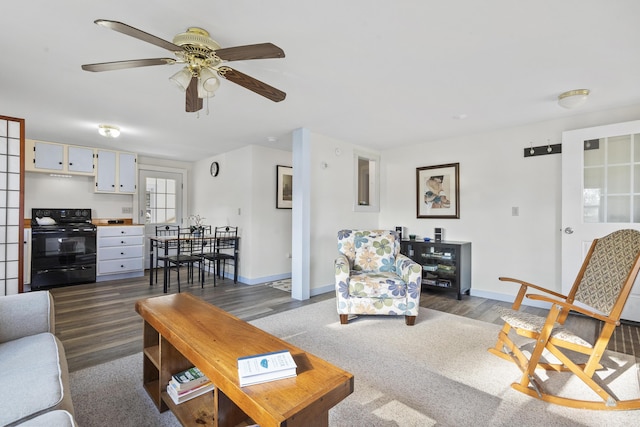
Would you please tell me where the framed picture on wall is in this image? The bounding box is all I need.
[276,165,293,209]
[416,163,460,218]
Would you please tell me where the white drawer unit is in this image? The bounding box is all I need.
[97,225,145,280]
[100,235,144,247]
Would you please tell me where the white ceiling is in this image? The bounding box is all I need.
[2,1,640,162]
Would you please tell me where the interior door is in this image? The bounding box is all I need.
[561,119,640,322]
[138,169,183,269]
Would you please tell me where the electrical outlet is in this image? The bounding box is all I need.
[122,206,133,214]
[512,206,519,216]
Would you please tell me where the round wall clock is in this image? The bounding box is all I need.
[210,161,220,177]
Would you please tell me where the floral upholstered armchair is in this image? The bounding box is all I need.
[335,229,422,325]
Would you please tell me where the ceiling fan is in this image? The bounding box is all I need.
[81,19,286,112]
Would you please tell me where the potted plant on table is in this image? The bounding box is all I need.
[189,214,206,236]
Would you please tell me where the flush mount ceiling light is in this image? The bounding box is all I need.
[558,89,590,109]
[98,124,120,138]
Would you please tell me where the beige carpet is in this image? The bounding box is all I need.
[70,299,640,427]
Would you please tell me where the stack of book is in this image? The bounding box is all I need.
[237,350,297,387]
[166,367,214,405]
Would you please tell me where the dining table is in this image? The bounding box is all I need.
[149,234,239,293]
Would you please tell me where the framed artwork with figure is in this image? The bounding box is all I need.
[416,163,459,218]
[276,165,293,209]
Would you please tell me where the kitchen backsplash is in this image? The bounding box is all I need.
[25,172,134,219]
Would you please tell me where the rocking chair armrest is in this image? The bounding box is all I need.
[499,277,568,300]
[525,293,614,324]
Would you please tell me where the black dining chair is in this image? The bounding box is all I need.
[154,225,180,284]
[159,231,203,292]
[201,226,238,286]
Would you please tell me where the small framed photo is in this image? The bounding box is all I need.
[416,163,460,219]
[276,165,293,209]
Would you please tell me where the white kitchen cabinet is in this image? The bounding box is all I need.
[97,226,144,280]
[25,139,95,175]
[95,149,137,194]
[118,152,137,193]
[95,150,116,192]
[67,145,95,173]
[32,140,63,170]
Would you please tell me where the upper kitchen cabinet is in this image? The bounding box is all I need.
[95,149,137,194]
[68,145,95,174]
[25,139,95,175]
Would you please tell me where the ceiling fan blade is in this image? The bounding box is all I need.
[95,19,183,52]
[81,58,176,72]
[215,43,285,61]
[218,67,286,102]
[186,76,203,112]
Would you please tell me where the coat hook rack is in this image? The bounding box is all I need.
[524,140,562,158]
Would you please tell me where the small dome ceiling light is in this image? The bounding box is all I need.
[98,124,121,138]
[558,89,590,109]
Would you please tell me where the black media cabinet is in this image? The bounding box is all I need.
[400,240,471,300]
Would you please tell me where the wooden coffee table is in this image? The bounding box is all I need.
[135,293,354,427]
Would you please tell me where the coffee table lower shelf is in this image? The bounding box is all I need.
[161,390,217,426]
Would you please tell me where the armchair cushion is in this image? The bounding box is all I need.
[348,271,406,298]
[354,234,396,272]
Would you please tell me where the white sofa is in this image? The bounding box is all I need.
[0,291,76,426]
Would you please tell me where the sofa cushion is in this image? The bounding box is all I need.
[348,271,407,298]
[0,333,73,426]
[0,291,54,343]
[15,410,77,427]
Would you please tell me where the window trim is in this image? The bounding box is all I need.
[353,150,380,212]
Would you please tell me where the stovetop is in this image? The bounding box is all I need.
[31,208,93,228]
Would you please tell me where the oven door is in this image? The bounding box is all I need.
[31,227,96,288]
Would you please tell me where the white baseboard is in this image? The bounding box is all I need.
[470,289,553,309]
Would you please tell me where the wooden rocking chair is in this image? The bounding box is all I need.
[488,229,640,410]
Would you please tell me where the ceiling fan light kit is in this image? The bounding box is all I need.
[98,124,120,138]
[197,67,220,98]
[169,68,192,91]
[558,89,590,109]
[82,20,286,113]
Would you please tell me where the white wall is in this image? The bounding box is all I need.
[25,173,133,219]
[190,144,293,284]
[379,104,640,302]
[303,131,380,294]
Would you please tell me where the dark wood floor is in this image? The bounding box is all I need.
[51,272,336,372]
[49,270,633,373]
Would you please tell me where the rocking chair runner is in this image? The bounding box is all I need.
[488,229,640,410]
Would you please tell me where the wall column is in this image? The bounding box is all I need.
[291,128,310,300]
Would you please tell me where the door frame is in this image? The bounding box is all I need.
[135,163,188,269]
